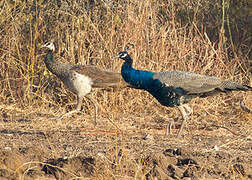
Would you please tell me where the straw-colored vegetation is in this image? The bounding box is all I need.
[0,0,251,179]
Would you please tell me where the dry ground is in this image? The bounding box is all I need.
[0,91,251,179]
[0,0,252,179]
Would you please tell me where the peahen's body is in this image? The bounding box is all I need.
[41,41,129,123]
[116,44,252,137]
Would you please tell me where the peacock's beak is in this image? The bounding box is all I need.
[113,54,120,58]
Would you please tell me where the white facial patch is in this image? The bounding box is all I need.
[47,42,55,51]
[120,52,127,58]
[42,42,55,51]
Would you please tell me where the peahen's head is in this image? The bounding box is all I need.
[41,41,55,52]
[115,43,134,61]
[41,41,56,65]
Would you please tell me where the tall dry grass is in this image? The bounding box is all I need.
[0,0,250,108]
[0,0,251,129]
[0,0,251,178]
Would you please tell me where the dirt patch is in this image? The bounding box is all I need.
[0,118,251,179]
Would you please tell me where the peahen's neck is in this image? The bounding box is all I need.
[121,57,157,90]
[44,50,71,79]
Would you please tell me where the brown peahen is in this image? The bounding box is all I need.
[41,41,129,124]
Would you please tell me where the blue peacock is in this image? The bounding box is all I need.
[115,43,252,137]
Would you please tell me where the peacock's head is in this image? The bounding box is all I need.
[115,51,129,60]
[41,41,55,52]
[115,43,134,61]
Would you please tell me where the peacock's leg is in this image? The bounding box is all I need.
[165,119,175,136]
[176,104,193,137]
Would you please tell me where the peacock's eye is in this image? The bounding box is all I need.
[120,52,127,58]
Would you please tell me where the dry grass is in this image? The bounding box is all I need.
[0,0,251,179]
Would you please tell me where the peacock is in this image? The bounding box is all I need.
[115,43,252,137]
[41,41,129,124]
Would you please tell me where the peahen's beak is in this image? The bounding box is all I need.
[40,43,47,49]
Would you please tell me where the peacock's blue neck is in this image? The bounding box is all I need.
[121,60,161,90]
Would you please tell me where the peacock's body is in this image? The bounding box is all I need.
[116,44,252,137]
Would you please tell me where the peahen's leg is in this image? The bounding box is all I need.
[177,104,193,137]
[85,94,98,126]
[57,95,83,120]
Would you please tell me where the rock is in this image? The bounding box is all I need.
[151,152,177,168]
[183,166,199,178]
[167,164,184,179]
[42,156,95,179]
[177,158,199,168]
